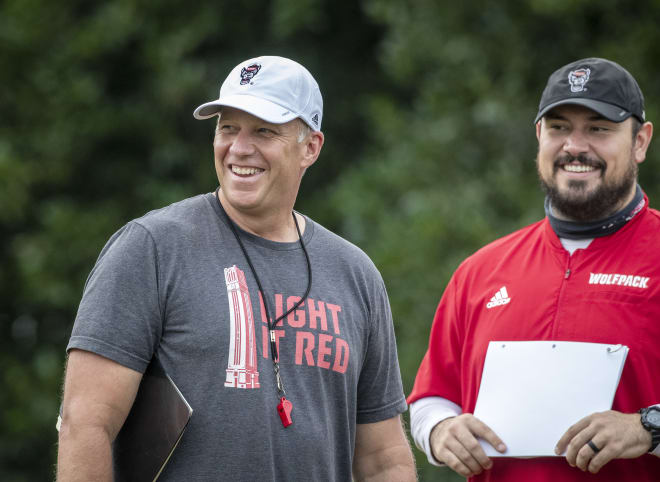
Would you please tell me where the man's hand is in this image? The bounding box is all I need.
[429,414,506,478]
[555,410,652,474]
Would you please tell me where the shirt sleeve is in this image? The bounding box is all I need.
[355,281,407,424]
[409,396,462,466]
[407,273,464,406]
[67,221,163,373]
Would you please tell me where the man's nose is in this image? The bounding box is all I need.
[229,130,255,156]
[562,129,589,157]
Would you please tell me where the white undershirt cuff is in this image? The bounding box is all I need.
[409,396,462,466]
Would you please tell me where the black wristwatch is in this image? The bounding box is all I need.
[639,406,660,452]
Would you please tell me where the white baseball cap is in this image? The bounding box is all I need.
[193,56,323,131]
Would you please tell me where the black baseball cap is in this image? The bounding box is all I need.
[535,57,645,124]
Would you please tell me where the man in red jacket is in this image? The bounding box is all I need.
[408,57,660,481]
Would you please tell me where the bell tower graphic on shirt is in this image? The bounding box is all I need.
[224,265,260,388]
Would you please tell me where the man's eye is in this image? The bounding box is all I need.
[258,127,276,135]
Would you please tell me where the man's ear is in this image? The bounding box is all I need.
[633,121,653,165]
[301,131,324,169]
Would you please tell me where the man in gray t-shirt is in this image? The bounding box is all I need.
[57,56,416,481]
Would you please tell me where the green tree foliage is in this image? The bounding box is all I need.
[2,0,660,480]
[0,1,387,479]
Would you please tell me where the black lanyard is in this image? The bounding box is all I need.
[215,188,312,425]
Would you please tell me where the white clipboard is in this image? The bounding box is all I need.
[473,341,628,457]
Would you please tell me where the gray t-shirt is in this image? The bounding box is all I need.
[68,192,407,481]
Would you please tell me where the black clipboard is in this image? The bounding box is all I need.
[112,357,193,481]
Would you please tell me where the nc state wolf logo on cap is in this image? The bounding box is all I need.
[240,63,261,85]
[568,68,591,93]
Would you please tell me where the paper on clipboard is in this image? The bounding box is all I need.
[473,341,628,457]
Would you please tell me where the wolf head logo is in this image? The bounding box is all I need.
[240,63,261,85]
[568,68,591,93]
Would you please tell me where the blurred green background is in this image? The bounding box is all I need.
[3,0,660,480]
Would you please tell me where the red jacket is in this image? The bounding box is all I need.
[409,197,660,481]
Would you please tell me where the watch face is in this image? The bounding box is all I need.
[648,410,660,427]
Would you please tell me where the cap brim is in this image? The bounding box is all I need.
[193,94,299,124]
[535,98,632,124]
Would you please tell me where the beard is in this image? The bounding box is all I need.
[539,153,638,222]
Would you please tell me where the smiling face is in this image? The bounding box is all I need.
[213,107,323,232]
[536,104,652,222]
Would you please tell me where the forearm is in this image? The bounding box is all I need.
[353,416,417,481]
[352,443,417,482]
[57,350,142,481]
[57,421,113,481]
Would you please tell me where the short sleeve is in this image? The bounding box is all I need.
[67,221,163,373]
[356,280,407,423]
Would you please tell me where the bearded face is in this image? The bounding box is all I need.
[539,151,638,222]
[535,105,642,222]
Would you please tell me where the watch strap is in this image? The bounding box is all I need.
[648,431,660,453]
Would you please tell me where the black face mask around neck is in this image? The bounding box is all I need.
[545,184,645,240]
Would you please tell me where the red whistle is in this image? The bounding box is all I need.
[277,397,293,427]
